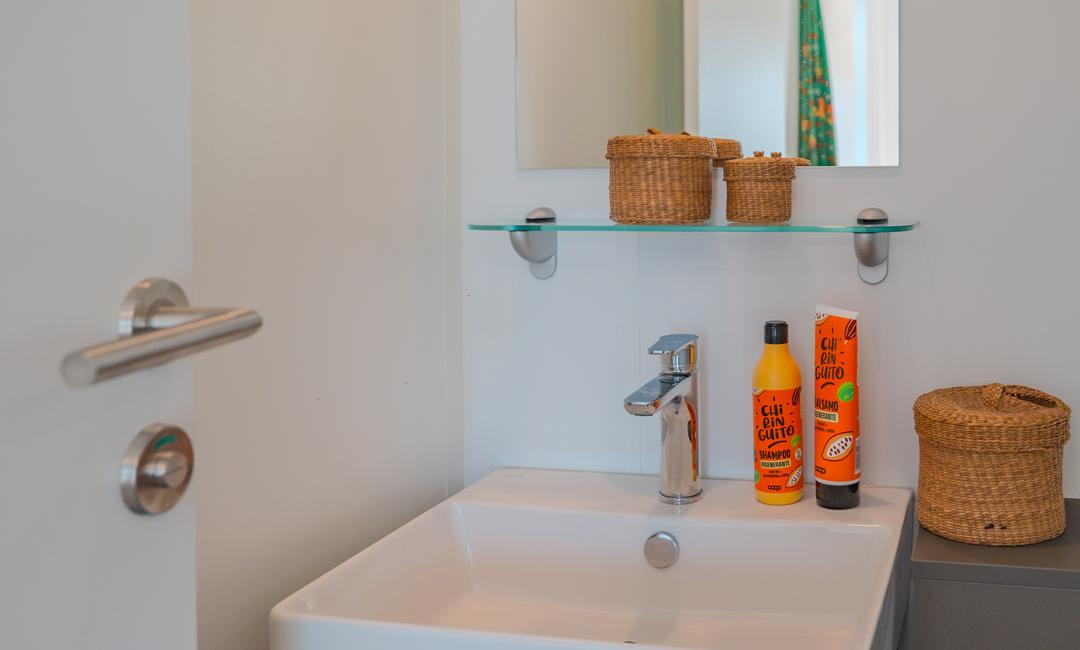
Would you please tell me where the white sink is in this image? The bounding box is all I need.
[271,469,912,650]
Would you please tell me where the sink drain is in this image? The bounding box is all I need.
[644,531,679,569]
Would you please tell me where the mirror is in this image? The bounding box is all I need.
[516,0,899,168]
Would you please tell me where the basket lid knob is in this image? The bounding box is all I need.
[771,152,782,158]
[753,151,765,157]
[982,383,1006,410]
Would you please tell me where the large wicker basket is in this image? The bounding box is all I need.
[724,152,810,224]
[607,128,716,225]
[914,384,1072,546]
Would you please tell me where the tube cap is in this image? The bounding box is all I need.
[764,320,788,344]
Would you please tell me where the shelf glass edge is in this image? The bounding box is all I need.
[466,219,920,234]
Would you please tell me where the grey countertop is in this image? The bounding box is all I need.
[912,499,1080,590]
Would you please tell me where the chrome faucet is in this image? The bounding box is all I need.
[624,334,702,504]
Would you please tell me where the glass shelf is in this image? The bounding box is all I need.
[468,218,919,234]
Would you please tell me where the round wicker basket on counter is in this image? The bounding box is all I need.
[914,384,1072,546]
[723,152,810,224]
[607,129,716,225]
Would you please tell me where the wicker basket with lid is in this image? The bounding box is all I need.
[724,151,811,224]
[607,128,716,225]
[914,384,1072,546]
[712,138,743,167]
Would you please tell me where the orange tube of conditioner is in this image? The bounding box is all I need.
[813,305,860,509]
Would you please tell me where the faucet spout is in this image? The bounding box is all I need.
[624,374,692,417]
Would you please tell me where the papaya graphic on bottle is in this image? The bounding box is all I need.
[814,306,861,509]
[753,321,803,505]
[821,431,854,461]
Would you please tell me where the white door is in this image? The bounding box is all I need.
[1,2,197,648]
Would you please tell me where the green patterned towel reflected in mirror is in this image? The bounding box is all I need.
[799,0,837,166]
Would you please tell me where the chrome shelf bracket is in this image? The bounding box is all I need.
[508,207,557,279]
[853,207,891,284]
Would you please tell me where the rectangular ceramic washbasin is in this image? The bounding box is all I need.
[271,469,912,650]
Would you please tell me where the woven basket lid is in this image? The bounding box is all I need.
[712,138,743,167]
[724,151,808,180]
[914,384,1071,452]
[607,128,717,160]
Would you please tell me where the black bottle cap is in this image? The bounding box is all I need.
[764,320,788,344]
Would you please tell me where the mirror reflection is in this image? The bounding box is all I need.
[517,0,899,168]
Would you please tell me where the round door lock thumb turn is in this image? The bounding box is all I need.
[120,423,194,515]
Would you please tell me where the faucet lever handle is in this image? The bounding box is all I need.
[648,334,698,355]
[648,334,698,374]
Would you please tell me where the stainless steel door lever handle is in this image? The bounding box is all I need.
[61,278,262,387]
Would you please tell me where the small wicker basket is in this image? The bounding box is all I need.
[607,128,716,225]
[914,384,1072,546]
[724,152,810,224]
[712,138,743,168]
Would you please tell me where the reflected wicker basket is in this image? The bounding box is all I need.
[711,138,743,168]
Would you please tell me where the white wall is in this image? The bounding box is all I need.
[461,0,1080,496]
[822,0,862,162]
[517,0,684,169]
[692,0,798,155]
[821,0,900,166]
[191,2,457,649]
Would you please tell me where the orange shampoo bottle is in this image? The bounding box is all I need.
[753,321,804,505]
